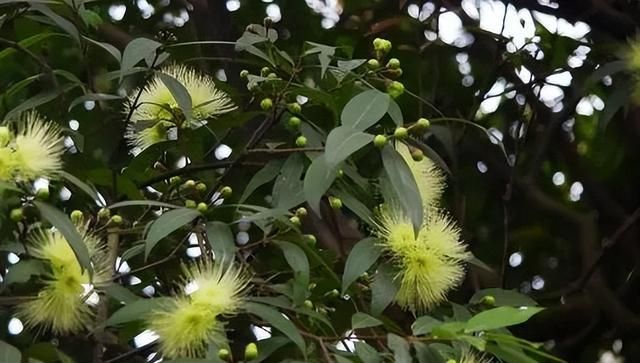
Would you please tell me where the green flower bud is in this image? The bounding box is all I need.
[289,215,301,226]
[267,73,278,79]
[263,16,273,27]
[70,210,84,225]
[260,98,273,111]
[183,179,196,189]
[308,282,317,290]
[287,102,302,114]
[218,348,231,361]
[0,126,10,146]
[295,207,307,217]
[328,289,340,298]
[97,208,111,220]
[110,215,123,225]
[288,116,301,129]
[366,59,380,69]
[386,58,400,69]
[260,67,271,76]
[373,134,387,148]
[329,196,342,209]
[244,342,259,360]
[303,300,314,309]
[386,81,405,98]
[295,135,307,147]
[416,117,430,129]
[195,182,207,193]
[185,199,197,209]
[169,176,182,186]
[10,208,24,222]
[197,202,208,213]
[35,187,49,200]
[386,68,403,78]
[240,70,249,79]
[394,127,408,139]
[336,169,344,178]
[411,149,424,162]
[305,234,317,245]
[221,186,233,198]
[481,295,496,306]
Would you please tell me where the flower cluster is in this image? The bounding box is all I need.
[146,262,249,358]
[0,111,64,183]
[375,143,469,312]
[124,65,237,154]
[18,222,110,334]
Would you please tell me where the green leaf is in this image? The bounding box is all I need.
[413,342,445,363]
[0,33,68,61]
[485,342,538,363]
[355,341,381,363]
[34,201,93,275]
[352,312,382,330]
[272,154,305,209]
[6,89,62,119]
[324,126,374,168]
[275,241,310,305]
[333,355,354,363]
[332,188,373,223]
[303,155,338,214]
[599,81,630,130]
[469,288,538,307]
[458,335,486,351]
[0,340,21,363]
[412,315,442,336]
[205,221,237,262]
[306,42,335,78]
[337,59,366,72]
[342,238,380,293]
[84,37,121,62]
[341,89,390,131]
[387,99,403,126]
[59,171,100,201]
[104,284,140,304]
[4,260,46,285]
[145,208,200,259]
[464,306,544,333]
[371,264,398,315]
[387,334,411,363]
[381,145,424,233]
[240,159,285,202]
[68,93,122,111]
[247,336,291,363]
[121,37,162,80]
[31,5,79,43]
[431,322,464,339]
[164,359,211,363]
[108,200,179,209]
[244,302,306,353]
[105,297,172,326]
[158,71,193,122]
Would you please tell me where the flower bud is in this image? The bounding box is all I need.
[295,207,307,217]
[386,81,405,98]
[221,186,233,198]
[197,202,208,213]
[185,199,197,209]
[415,117,430,130]
[289,215,301,226]
[97,208,111,220]
[386,58,400,69]
[305,234,317,245]
[287,102,302,114]
[183,179,196,189]
[394,127,408,139]
[70,210,84,225]
[411,149,424,162]
[481,295,496,306]
[263,16,273,27]
[169,176,182,186]
[295,135,307,147]
[366,59,380,69]
[329,196,342,209]
[10,208,23,222]
[373,134,386,148]
[240,70,249,79]
[35,187,49,200]
[110,215,123,225]
[260,98,273,110]
[244,342,259,360]
[303,300,314,309]
[218,348,231,361]
[260,67,271,76]
[195,182,207,193]
[288,116,301,129]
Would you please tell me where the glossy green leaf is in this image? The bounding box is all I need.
[485,342,538,363]
[387,99,403,126]
[275,241,310,304]
[469,288,538,307]
[240,159,285,202]
[59,171,100,201]
[414,342,446,363]
[84,37,121,62]
[158,71,193,121]
[145,208,200,259]
[31,5,79,43]
[105,297,172,326]
[206,221,237,262]
[355,341,381,363]
[0,340,21,363]
[121,37,162,80]
[412,315,442,336]
[68,93,122,111]
[341,89,390,131]
[272,154,305,209]
[104,284,140,304]
[303,155,338,214]
[352,312,382,330]
[247,337,291,363]
[381,145,424,232]
[342,237,380,294]
[108,200,179,209]
[4,260,45,285]
[465,306,544,333]
[387,334,411,363]
[371,264,398,315]
[244,302,306,353]
[324,126,374,168]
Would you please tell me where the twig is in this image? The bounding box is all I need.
[94,228,120,363]
[0,37,59,90]
[247,147,325,154]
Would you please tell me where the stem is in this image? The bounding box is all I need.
[93,229,120,363]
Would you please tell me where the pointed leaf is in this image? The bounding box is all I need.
[59,171,100,201]
[145,208,200,259]
[31,5,79,43]
[272,154,305,209]
[371,264,398,315]
[240,159,285,202]
[352,312,382,330]
[121,38,162,80]
[275,241,309,304]
[244,302,306,353]
[387,99,403,126]
[106,297,172,326]
[412,316,442,336]
[158,72,192,122]
[469,288,537,307]
[324,126,374,168]
[0,341,21,363]
[342,238,380,293]
[85,37,121,62]
[355,342,381,363]
[69,93,122,111]
[205,221,237,263]
[381,146,424,232]
[464,306,544,333]
[387,334,411,363]
[303,155,337,214]
[341,90,390,130]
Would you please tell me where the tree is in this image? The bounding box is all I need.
[0,0,638,362]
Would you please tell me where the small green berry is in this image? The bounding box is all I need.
[305,234,317,245]
[70,210,84,224]
[110,215,123,225]
[218,348,231,361]
[373,134,387,148]
[329,196,342,209]
[197,202,208,213]
[35,187,49,200]
[308,282,317,290]
[366,59,380,69]
[260,98,273,111]
[303,300,314,309]
[260,67,270,76]
[416,117,430,129]
[386,58,400,69]
[0,126,10,146]
[288,116,301,128]
[295,135,307,147]
[221,186,233,198]
[195,182,207,193]
[169,176,182,186]
[336,169,344,178]
[185,199,197,209]
[244,342,258,360]
[295,207,307,217]
[287,102,302,114]
[183,179,196,189]
[386,81,405,98]
[240,69,249,79]
[394,127,408,139]
[289,215,301,226]
[411,149,424,161]
[481,295,496,306]
[97,208,111,220]
[267,73,277,79]
[328,289,340,298]
[10,208,23,222]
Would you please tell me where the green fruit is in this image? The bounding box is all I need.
[244,342,259,360]
[303,300,314,309]
[260,67,271,76]
[329,196,342,209]
[308,282,317,290]
[10,208,23,222]
[221,186,233,198]
[394,127,408,139]
[386,58,400,69]
[386,81,405,98]
[169,176,182,186]
[97,208,111,220]
[366,59,380,69]
[295,207,307,217]
[183,179,196,189]
[295,135,307,147]
[411,149,424,161]
[305,234,317,245]
[195,182,207,193]
[373,38,392,53]
[287,102,302,114]
[260,98,273,111]
[240,69,249,79]
[70,210,84,224]
[336,169,344,178]
[110,215,123,225]
[288,116,301,128]
[416,117,430,129]
[197,202,208,213]
[328,289,340,298]
[0,126,10,146]
[481,295,496,306]
[185,199,197,209]
[289,215,301,226]
[35,187,49,200]
[218,348,231,361]
[373,134,387,148]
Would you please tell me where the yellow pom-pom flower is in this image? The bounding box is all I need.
[397,143,444,211]
[124,65,237,153]
[458,349,491,363]
[0,112,64,182]
[146,262,249,358]
[18,226,110,334]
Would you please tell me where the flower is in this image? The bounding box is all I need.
[458,349,491,363]
[0,112,64,182]
[124,65,236,152]
[397,143,444,211]
[146,261,249,358]
[17,225,110,334]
